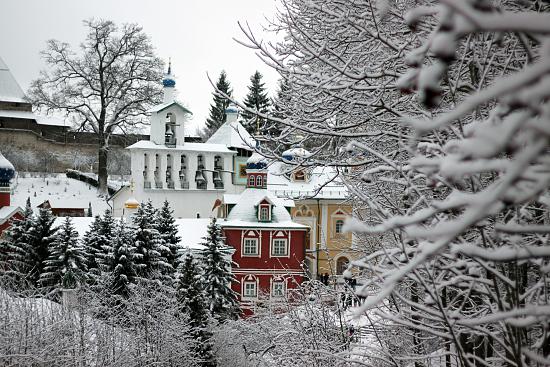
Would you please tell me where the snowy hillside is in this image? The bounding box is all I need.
[10,172,110,214]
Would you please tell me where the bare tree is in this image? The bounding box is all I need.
[28,19,163,194]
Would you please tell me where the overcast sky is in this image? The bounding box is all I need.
[0,0,280,132]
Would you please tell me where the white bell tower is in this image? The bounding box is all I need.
[148,61,191,147]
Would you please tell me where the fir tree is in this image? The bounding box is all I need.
[40,217,88,290]
[241,71,271,135]
[107,219,136,299]
[0,199,34,289]
[82,210,116,278]
[177,252,216,366]
[269,78,291,140]
[27,207,57,287]
[200,218,240,321]
[132,202,166,281]
[155,200,180,279]
[204,70,232,137]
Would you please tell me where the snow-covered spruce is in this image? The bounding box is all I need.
[200,218,240,321]
[40,216,88,291]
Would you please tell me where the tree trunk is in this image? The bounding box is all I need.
[98,144,108,195]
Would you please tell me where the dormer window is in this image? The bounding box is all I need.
[256,197,274,222]
[293,169,305,182]
[259,205,270,221]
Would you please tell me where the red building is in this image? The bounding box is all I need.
[37,200,87,217]
[0,151,23,237]
[221,154,308,315]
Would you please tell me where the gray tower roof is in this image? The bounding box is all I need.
[0,56,26,103]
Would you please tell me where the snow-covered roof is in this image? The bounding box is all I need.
[0,56,26,103]
[223,194,241,205]
[0,110,67,127]
[223,188,305,229]
[282,147,312,161]
[39,199,87,210]
[0,151,15,171]
[0,206,23,225]
[147,100,192,115]
[127,140,236,154]
[206,120,254,150]
[267,162,348,200]
[54,217,211,250]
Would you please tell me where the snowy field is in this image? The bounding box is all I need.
[10,172,110,214]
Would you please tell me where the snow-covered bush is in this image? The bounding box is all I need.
[236,0,550,365]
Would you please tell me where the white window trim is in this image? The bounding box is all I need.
[242,237,260,257]
[271,238,289,257]
[271,280,286,298]
[259,205,271,222]
[335,219,345,234]
[249,175,255,187]
[242,280,258,299]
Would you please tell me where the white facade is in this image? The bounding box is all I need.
[112,69,250,218]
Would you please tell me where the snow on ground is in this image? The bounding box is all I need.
[10,172,110,214]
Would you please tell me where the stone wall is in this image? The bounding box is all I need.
[0,128,131,174]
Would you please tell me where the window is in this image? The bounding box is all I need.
[337,257,349,275]
[271,281,285,297]
[256,175,262,187]
[248,175,255,187]
[271,239,288,256]
[335,219,344,234]
[243,281,257,298]
[243,238,259,256]
[214,155,223,170]
[293,170,305,181]
[259,206,270,222]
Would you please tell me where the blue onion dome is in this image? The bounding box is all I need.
[282,147,311,162]
[0,151,15,186]
[162,76,176,88]
[225,103,239,114]
[246,152,268,170]
[162,61,176,87]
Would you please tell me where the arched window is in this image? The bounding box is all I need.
[256,175,262,187]
[143,153,148,179]
[166,112,176,123]
[214,155,223,170]
[249,175,255,187]
[336,257,349,275]
[335,219,344,234]
[165,113,176,145]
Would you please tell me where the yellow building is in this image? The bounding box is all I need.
[292,200,356,278]
[267,156,356,280]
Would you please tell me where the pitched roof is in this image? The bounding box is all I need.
[267,162,348,200]
[0,206,23,226]
[38,199,86,210]
[206,120,254,150]
[0,56,26,103]
[223,188,305,229]
[147,100,192,115]
[0,110,67,126]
